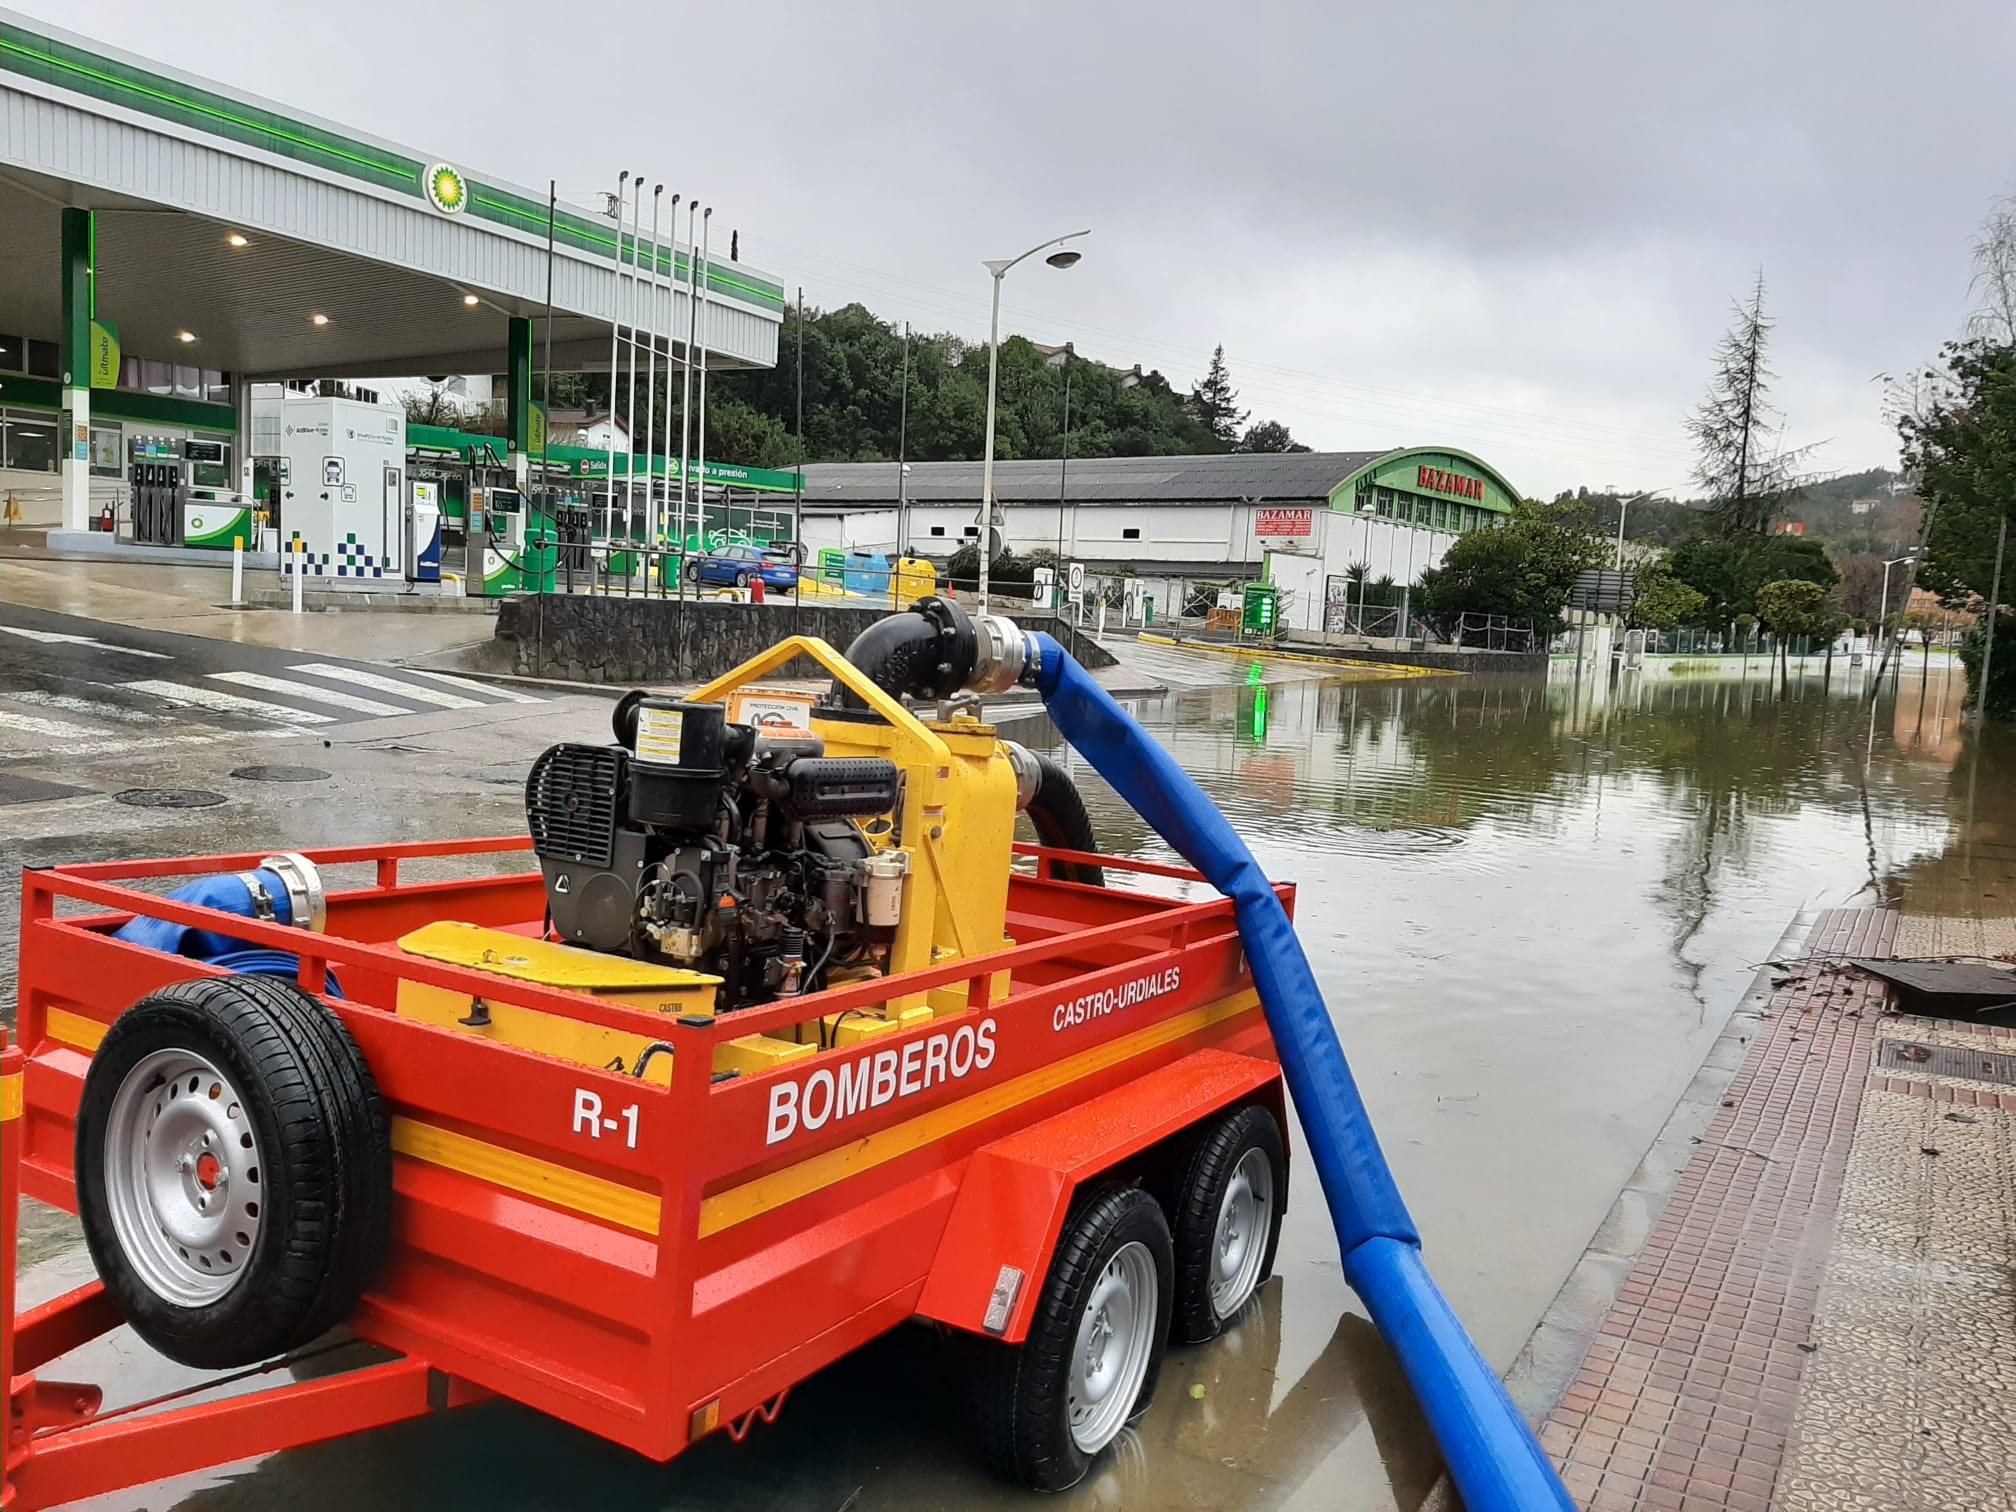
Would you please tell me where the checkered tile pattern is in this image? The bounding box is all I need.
[287,531,385,578]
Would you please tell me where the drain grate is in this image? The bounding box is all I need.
[114,788,226,809]
[230,765,331,783]
[1878,1039,2016,1087]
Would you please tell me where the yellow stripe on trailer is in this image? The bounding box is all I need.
[391,1117,661,1236]
[697,989,1263,1238]
[0,1072,22,1123]
[46,1008,107,1053]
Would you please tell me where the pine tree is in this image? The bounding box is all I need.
[1190,344,1248,446]
[1685,273,1815,537]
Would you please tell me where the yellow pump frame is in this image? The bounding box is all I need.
[689,635,1021,1030]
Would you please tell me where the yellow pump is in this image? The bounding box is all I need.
[689,634,1024,1043]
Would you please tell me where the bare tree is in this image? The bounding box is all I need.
[1968,193,2016,344]
[1685,272,1818,536]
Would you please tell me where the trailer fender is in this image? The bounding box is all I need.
[916,1047,1281,1344]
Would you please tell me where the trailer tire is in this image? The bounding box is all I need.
[967,1185,1172,1491]
[75,975,392,1370]
[1168,1104,1286,1343]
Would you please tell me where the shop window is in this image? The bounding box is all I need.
[0,334,21,374]
[2,416,59,473]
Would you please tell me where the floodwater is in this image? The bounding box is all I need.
[14,647,2015,1512]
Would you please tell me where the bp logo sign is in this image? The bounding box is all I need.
[424,164,468,215]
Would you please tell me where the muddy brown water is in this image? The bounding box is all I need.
[6,651,2009,1511]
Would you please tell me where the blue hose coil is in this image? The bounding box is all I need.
[115,871,340,997]
[1027,631,1573,1512]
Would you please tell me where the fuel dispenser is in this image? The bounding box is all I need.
[127,436,185,546]
[407,481,443,583]
[468,487,525,595]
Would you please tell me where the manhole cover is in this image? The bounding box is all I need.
[113,788,226,809]
[230,765,331,783]
[1878,1039,2016,1087]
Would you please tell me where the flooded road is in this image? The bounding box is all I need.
[7,645,2010,1512]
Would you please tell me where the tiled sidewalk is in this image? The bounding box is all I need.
[1539,909,1895,1512]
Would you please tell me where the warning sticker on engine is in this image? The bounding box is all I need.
[635,705,684,763]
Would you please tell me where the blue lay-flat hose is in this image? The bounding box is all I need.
[1025,631,1574,1512]
[114,870,342,997]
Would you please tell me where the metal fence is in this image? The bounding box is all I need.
[1453,614,1537,651]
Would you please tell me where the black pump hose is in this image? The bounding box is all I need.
[1027,753,1105,887]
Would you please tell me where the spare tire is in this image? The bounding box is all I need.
[76,975,391,1369]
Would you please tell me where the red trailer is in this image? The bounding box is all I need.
[4,814,1290,1505]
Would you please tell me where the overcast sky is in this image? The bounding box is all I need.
[31,0,2016,497]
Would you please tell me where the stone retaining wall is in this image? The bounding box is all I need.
[494,595,1115,685]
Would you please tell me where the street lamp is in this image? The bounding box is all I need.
[977,229,1090,609]
[1875,553,1917,673]
[1613,489,1670,571]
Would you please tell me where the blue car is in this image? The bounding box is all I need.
[683,543,798,592]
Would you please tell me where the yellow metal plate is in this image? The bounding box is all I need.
[398,921,718,994]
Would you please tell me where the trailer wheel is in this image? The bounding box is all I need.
[969,1186,1172,1491]
[75,975,392,1370]
[1169,1104,1286,1343]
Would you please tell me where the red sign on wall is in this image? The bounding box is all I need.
[1417,465,1485,502]
[1255,506,1315,537]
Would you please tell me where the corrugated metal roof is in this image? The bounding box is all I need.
[799,451,1396,505]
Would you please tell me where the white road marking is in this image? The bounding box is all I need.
[0,626,173,658]
[398,667,543,703]
[6,691,167,724]
[115,680,334,726]
[6,729,296,759]
[208,671,408,717]
[0,709,103,739]
[288,663,482,709]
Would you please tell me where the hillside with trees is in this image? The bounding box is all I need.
[537,303,1311,471]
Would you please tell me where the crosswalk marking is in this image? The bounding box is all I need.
[289,663,483,710]
[208,671,409,717]
[116,680,335,726]
[1,728,296,759]
[400,667,543,704]
[0,626,172,658]
[0,708,103,740]
[7,691,167,724]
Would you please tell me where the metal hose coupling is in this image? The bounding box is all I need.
[257,852,327,932]
[968,612,1033,694]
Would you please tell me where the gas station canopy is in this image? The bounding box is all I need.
[0,8,785,380]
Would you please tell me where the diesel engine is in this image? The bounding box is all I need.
[526,692,910,1009]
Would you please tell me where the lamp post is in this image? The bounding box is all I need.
[1874,552,1917,692]
[1613,488,1669,571]
[977,229,1090,610]
[1047,344,1074,582]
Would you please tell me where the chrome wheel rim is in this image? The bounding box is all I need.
[104,1049,263,1306]
[1209,1148,1274,1320]
[1067,1240,1157,1455]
